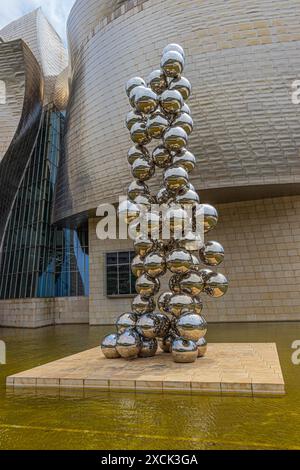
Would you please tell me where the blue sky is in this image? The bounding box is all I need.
[0,0,76,42]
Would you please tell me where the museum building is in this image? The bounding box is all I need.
[1,0,300,327]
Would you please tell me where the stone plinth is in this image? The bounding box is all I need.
[6,343,285,396]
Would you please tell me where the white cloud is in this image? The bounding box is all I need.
[0,0,76,43]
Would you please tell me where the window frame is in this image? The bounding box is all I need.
[105,250,136,298]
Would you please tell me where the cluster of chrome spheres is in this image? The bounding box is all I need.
[101,43,228,364]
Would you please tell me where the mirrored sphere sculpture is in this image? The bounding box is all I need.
[172,338,198,363]
[101,333,120,359]
[102,43,228,365]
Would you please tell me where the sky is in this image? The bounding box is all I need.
[0,0,76,43]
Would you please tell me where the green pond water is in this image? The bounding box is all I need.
[0,322,299,450]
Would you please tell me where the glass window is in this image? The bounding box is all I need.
[106,251,136,296]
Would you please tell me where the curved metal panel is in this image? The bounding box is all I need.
[0,39,43,245]
[54,0,300,223]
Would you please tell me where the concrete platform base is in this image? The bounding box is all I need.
[6,343,285,396]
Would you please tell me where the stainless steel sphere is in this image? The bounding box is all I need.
[179,272,204,297]
[164,165,189,192]
[131,254,145,277]
[162,43,185,59]
[169,76,192,100]
[126,110,144,130]
[196,337,207,357]
[136,312,170,339]
[131,157,155,181]
[205,272,229,298]
[176,188,199,206]
[181,103,191,115]
[101,333,120,359]
[172,112,194,135]
[144,211,161,239]
[195,204,218,233]
[172,338,198,363]
[152,145,172,168]
[160,89,183,114]
[144,251,166,277]
[164,127,188,152]
[161,50,185,78]
[147,69,168,94]
[168,293,194,318]
[166,248,192,274]
[130,122,151,145]
[199,268,214,282]
[127,145,149,166]
[199,241,225,266]
[136,273,160,298]
[125,77,146,97]
[169,274,182,294]
[172,149,196,173]
[116,328,141,359]
[117,199,140,224]
[164,206,190,234]
[134,235,154,258]
[158,334,173,353]
[132,294,155,315]
[132,192,155,208]
[156,187,171,204]
[177,232,204,252]
[139,337,158,358]
[147,110,169,139]
[176,312,207,342]
[134,86,158,114]
[116,312,137,334]
[157,291,173,314]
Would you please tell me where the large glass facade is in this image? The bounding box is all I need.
[0,105,89,299]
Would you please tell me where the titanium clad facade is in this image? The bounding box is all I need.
[53,0,300,225]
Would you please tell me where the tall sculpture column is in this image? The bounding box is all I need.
[101,44,228,363]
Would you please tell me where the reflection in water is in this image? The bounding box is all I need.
[0,322,299,449]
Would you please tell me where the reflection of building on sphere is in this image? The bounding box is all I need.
[101,43,228,364]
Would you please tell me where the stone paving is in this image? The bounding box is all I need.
[6,343,285,396]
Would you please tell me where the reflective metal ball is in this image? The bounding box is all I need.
[164,165,189,192]
[172,338,198,363]
[152,145,172,168]
[131,294,155,315]
[176,312,207,341]
[144,211,161,239]
[166,249,192,274]
[203,204,219,233]
[130,122,151,145]
[136,312,170,339]
[139,337,158,358]
[164,127,188,152]
[134,236,154,258]
[131,157,155,181]
[101,333,120,359]
[181,103,191,115]
[172,112,193,135]
[116,312,137,334]
[126,110,144,130]
[168,293,194,318]
[161,51,185,78]
[196,337,207,357]
[172,149,196,173]
[176,188,199,206]
[147,69,168,94]
[177,232,204,252]
[179,272,204,297]
[205,272,229,298]
[144,251,166,277]
[147,110,169,139]
[116,328,141,359]
[127,145,149,166]
[125,77,146,97]
[157,291,173,314]
[156,187,171,204]
[136,274,160,298]
[199,241,225,266]
[160,89,183,114]
[133,86,158,114]
[118,199,140,224]
[162,43,185,59]
[131,255,145,277]
[132,192,155,209]
[169,76,192,100]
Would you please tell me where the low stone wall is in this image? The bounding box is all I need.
[0,297,89,328]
